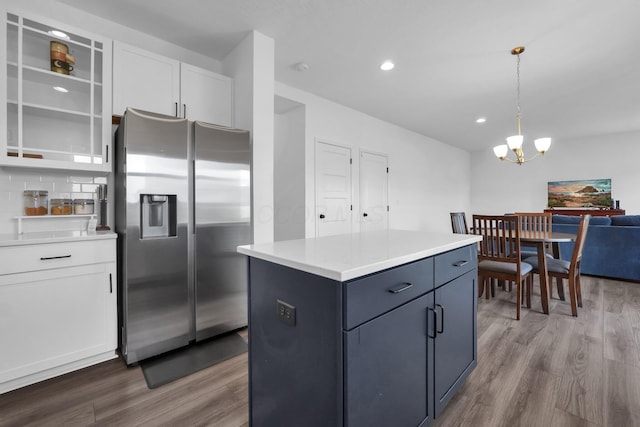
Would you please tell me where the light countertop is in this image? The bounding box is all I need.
[238,229,481,281]
[0,230,117,247]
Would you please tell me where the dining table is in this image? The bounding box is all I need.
[518,230,576,314]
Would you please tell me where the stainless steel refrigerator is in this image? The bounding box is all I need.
[115,108,252,365]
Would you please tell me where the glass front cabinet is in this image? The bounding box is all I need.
[2,11,112,172]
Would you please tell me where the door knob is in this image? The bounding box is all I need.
[319,214,325,219]
[363,212,368,217]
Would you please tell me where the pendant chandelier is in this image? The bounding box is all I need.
[493,46,551,165]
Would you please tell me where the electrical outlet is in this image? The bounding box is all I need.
[277,299,296,326]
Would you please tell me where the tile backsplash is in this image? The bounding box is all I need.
[0,168,108,234]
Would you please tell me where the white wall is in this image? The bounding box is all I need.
[274,102,306,241]
[470,131,640,215]
[275,82,472,237]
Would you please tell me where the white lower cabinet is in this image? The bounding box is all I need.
[0,237,117,394]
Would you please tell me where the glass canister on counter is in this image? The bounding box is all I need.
[23,190,49,216]
[50,198,73,215]
[73,199,95,215]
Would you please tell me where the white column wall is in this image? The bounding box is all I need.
[223,31,274,244]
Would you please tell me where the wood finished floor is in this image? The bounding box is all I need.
[1,276,639,426]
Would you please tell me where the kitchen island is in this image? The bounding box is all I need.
[238,230,482,427]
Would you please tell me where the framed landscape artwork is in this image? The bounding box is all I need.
[548,178,612,208]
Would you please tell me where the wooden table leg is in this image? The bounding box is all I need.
[536,241,550,314]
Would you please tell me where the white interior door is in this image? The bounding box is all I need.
[316,141,352,237]
[360,151,389,233]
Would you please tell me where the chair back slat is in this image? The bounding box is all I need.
[450,212,469,234]
[472,214,522,265]
[514,212,552,232]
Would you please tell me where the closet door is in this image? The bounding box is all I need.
[359,150,388,233]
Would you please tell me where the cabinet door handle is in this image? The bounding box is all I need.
[388,282,413,294]
[183,104,187,119]
[427,307,437,339]
[436,304,445,334]
[40,255,72,260]
[109,273,113,294]
[175,102,179,117]
[363,212,368,217]
[453,260,469,267]
[319,214,325,219]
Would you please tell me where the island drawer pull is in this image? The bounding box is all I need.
[453,260,469,267]
[388,282,413,294]
[40,255,72,261]
[436,304,445,334]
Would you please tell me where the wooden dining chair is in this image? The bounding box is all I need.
[514,211,553,258]
[524,214,591,317]
[472,214,533,320]
[450,212,469,234]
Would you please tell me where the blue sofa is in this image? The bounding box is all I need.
[552,214,640,282]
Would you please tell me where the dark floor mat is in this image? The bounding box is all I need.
[140,332,247,389]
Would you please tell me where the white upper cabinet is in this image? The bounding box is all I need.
[180,62,233,126]
[1,11,112,172]
[112,41,180,117]
[113,41,233,127]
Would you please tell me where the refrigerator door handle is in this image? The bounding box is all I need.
[192,159,196,234]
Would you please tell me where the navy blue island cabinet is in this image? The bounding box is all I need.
[241,232,479,427]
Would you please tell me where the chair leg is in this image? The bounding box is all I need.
[490,279,496,298]
[516,280,521,320]
[576,274,583,308]
[556,277,565,300]
[567,277,578,317]
[526,276,532,308]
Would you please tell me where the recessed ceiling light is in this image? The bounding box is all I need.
[476,117,487,123]
[48,30,70,39]
[53,86,68,93]
[380,61,395,71]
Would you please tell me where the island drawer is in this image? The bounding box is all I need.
[434,245,477,286]
[343,257,434,330]
[0,239,116,275]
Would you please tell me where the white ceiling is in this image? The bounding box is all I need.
[60,0,640,152]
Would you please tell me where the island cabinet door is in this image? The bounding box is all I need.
[344,292,435,427]
[433,270,478,416]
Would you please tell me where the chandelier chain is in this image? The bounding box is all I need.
[515,52,521,135]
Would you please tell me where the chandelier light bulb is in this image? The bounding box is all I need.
[493,145,508,159]
[506,135,524,151]
[534,137,551,153]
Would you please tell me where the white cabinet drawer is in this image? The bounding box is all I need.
[0,239,115,275]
